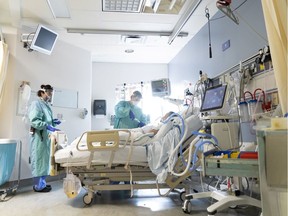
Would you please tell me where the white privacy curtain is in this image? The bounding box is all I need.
[261,0,287,114]
[0,32,10,108]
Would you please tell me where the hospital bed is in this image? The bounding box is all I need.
[50,113,203,205]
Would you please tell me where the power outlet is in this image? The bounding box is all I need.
[222,39,230,51]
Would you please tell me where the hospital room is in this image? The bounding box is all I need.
[0,0,287,215]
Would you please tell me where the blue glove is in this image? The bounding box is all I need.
[129,110,135,120]
[47,125,60,132]
[53,119,61,125]
[138,122,145,127]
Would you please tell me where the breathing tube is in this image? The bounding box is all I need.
[168,131,219,177]
[161,112,185,139]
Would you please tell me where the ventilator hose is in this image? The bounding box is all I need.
[169,131,218,177]
[163,112,187,166]
[167,121,189,173]
[162,112,185,139]
[169,136,200,177]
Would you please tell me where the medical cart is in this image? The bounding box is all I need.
[0,139,22,201]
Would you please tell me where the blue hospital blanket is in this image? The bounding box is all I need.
[0,143,16,186]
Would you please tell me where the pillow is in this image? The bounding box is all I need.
[70,134,87,147]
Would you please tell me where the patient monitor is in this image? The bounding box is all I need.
[200,84,227,115]
[200,84,239,150]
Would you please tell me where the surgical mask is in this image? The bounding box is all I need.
[132,101,139,106]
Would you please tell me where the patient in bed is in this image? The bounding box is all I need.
[131,111,174,136]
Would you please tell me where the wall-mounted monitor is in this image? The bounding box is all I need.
[30,24,58,55]
[200,84,227,112]
[151,78,170,97]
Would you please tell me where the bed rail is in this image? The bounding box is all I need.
[77,130,131,168]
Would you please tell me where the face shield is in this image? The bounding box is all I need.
[44,89,53,103]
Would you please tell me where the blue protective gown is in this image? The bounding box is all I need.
[28,98,54,178]
[114,101,147,129]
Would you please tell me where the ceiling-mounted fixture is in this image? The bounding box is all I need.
[168,0,202,45]
[150,0,161,13]
[216,0,239,25]
[125,49,135,53]
[205,7,212,58]
[143,0,187,14]
[121,35,146,44]
[169,0,177,10]
[46,0,70,18]
[102,0,145,13]
[66,29,188,38]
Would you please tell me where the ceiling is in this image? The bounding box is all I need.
[0,0,219,63]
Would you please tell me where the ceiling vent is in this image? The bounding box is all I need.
[102,0,145,13]
[121,35,146,44]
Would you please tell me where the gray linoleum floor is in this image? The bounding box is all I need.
[0,179,262,216]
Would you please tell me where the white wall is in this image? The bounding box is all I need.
[0,27,92,180]
[168,0,268,96]
[91,63,168,130]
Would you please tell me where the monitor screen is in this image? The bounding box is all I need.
[30,24,58,55]
[200,84,227,112]
[151,78,170,97]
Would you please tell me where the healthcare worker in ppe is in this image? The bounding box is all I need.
[114,91,147,129]
[28,84,61,192]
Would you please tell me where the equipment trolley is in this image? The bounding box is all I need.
[0,139,22,201]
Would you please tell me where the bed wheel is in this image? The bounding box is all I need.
[180,191,187,202]
[83,194,93,205]
[182,200,192,214]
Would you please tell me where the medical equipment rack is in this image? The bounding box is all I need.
[0,139,22,201]
[182,149,261,215]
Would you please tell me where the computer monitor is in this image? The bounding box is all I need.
[151,78,170,97]
[30,24,58,55]
[200,84,227,113]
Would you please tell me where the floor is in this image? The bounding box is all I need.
[0,179,262,216]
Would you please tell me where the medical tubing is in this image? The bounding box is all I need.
[156,180,173,197]
[161,112,187,168]
[172,139,216,177]
[169,131,218,177]
[164,113,186,164]
[189,140,215,171]
[191,131,218,143]
[167,121,190,172]
[169,136,200,177]
[162,112,185,139]
[244,91,253,101]
[124,131,135,169]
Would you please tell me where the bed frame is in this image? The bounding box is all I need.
[50,128,202,205]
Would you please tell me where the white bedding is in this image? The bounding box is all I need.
[55,144,147,166]
[54,114,203,176]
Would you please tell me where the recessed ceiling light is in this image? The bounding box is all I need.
[46,0,70,18]
[102,0,144,13]
[125,49,134,53]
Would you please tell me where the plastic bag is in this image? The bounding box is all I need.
[63,173,81,198]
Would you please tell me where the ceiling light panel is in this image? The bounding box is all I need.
[102,0,144,12]
[46,0,70,18]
